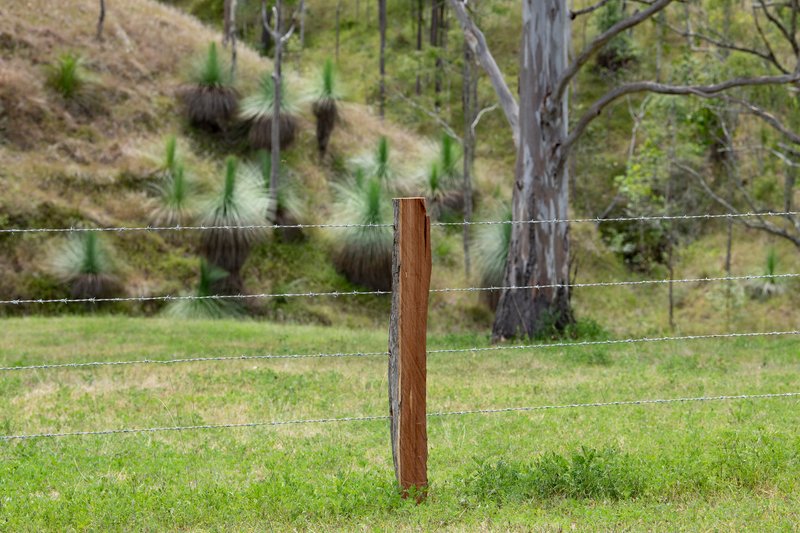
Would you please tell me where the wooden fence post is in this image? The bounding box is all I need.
[388,197,431,498]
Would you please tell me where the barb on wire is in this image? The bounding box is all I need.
[427,330,800,355]
[3,330,796,373]
[0,288,390,306]
[430,273,800,293]
[3,391,798,441]
[2,211,798,235]
[0,350,390,372]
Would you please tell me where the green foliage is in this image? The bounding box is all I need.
[199,156,271,293]
[46,52,87,99]
[163,135,179,175]
[50,233,121,298]
[191,42,230,87]
[464,447,644,502]
[330,176,393,290]
[594,0,637,72]
[316,58,341,101]
[439,132,461,183]
[747,248,784,300]
[151,162,194,227]
[472,206,512,310]
[375,136,390,182]
[240,72,295,120]
[163,260,244,319]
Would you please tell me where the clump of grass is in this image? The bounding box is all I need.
[150,162,194,227]
[163,260,244,319]
[747,247,785,300]
[240,73,298,151]
[464,447,644,503]
[472,206,512,310]
[46,52,87,99]
[199,157,271,294]
[330,176,393,291]
[311,58,341,156]
[50,232,121,299]
[182,43,238,129]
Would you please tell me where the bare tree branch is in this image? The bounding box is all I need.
[563,74,800,160]
[570,0,614,19]
[556,0,676,102]
[676,161,800,247]
[758,0,799,56]
[665,22,789,73]
[448,0,519,147]
[719,94,800,144]
[471,104,498,136]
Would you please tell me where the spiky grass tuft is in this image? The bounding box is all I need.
[150,162,194,227]
[472,206,512,310]
[50,232,121,299]
[199,156,271,294]
[182,43,238,129]
[241,73,298,150]
[330,176,393,291]
[747,247,785,300]
[312,59,341,156]
[46,52,87,99]
[163,260,244,319]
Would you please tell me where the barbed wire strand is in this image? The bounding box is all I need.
[2,330,796,372]
[2,273,796,306]
[427,330,800,355]
[2,391,798,441]
[1,211,797,235]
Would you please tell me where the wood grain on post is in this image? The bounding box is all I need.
[388,197,431,498]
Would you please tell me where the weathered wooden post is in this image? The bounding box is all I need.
[388,197,431,498]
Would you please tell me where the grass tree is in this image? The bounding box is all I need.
[241,72,298,151]
[472,206,512,311]
[149,136,194,228]
[425,133,464,218]
[50,232,121,299]
[256,149,304,242]
[46,52,88,99]
[163,259,244,319]
[199,156,271,295]
[181,42,238,130]
[330,176,393,291]
[312,58,341,157]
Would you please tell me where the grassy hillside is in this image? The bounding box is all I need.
[2,317,800,529]
[1,0,799,337]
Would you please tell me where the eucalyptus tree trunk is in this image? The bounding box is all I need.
[462,41,476,279]
[379,0,387,118]
[271,0,283,199]
[492,0,574,340]
[96,0,106,41]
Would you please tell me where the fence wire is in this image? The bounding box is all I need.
[2,329,796,372]
[2,273,796,306]
[1,211,797,235]
[2,391,798,441]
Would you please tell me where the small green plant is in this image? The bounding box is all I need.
[182,42,238,129]
[330,176,393,290]
[240,72,298,150]
[746,247,785,300]
[50,232,121,299]
[199,157,271,294]
[150,162,194,227]
[46,52,87,99]
[312,59,342,156]
[472,206,512,310]
[257,149,304,242]
[163,260,244,319]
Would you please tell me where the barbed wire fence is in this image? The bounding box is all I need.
[1,208,798,469]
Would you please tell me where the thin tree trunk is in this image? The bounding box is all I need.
[492,0,574,340]
[96,0,106,41]
[431,0,444,111]
[462,41,476,279]
[271,0,283,204]
[415,0,423,95]
[336,0,342,62]
[379,0,387,118]
[261,1,272,56]
[299,0,306,49]
[224,0,238,80]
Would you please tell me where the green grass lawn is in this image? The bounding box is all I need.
[1,316,800,530]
